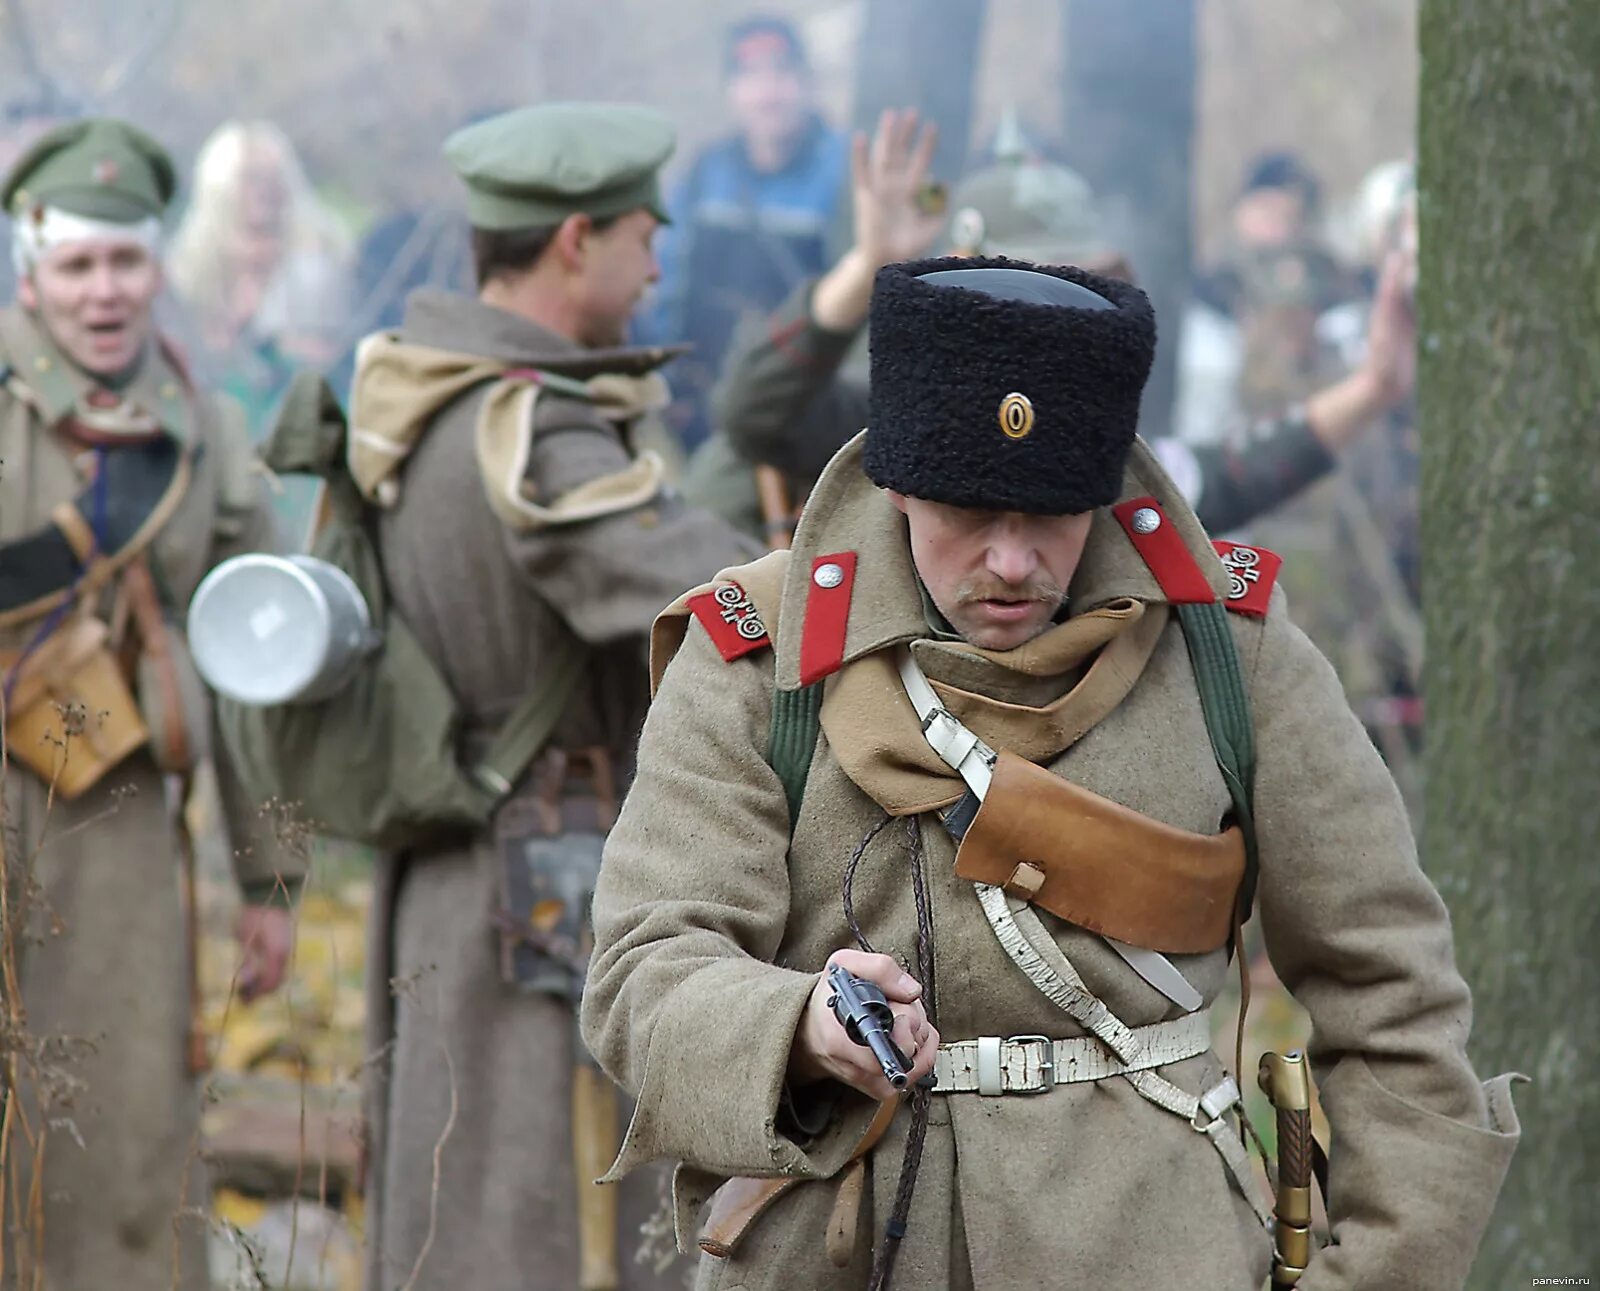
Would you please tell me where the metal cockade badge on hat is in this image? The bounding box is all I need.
[998,392,1035,440]
[93,157,120,185]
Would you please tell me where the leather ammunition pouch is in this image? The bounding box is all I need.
[953,749,1246,954]
[1,612,149,798]
[493,746,621,995]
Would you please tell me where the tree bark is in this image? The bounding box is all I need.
[1417,0,1600,1281]
[1061,0,1195,438]
[851,0,987,187]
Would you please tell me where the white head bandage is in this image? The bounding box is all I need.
[11,204,163,279]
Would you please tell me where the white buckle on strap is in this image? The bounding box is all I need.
[898,649,996,799]
[1198,1075,1242,1124]
[1003,1035,1054,1094]
[975,1035,1002,1095]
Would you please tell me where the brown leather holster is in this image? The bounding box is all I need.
[698,1096,898,1261]
[953,750,1246,954]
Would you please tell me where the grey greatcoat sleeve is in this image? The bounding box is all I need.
[1247,592,1520,1290]
[582,624,865,1183]
[202,394,307,902]
[1151,413,1339,534]
[713,279,867,484]
[504,403,760,644]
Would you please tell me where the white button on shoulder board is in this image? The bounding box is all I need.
[1130,507,1162,535]
[813,562,845,589]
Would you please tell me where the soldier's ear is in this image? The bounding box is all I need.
[17,272,37,311]
[886,489,909,515]
[552,213,593,272]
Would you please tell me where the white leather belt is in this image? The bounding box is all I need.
[932,1012,1213,1096]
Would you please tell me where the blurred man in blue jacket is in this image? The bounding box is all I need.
[638,15,848,451]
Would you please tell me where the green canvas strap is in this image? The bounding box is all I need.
[768,681,824,826]
[1175,601,1259,920]
[468,632,589,803]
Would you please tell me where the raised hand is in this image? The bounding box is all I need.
[851,108,944,271]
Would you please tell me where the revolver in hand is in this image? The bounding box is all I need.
[826,964,926,1091]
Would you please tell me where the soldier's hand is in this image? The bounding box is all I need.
[850,108,943,270]
[235,904,294,1003]
[1360,250,1416,409]
[788,949,939,1101]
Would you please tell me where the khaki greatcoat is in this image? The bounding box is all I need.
[0,305,292,1290]
[583,434,1520,1290]
[360,290,756,1290]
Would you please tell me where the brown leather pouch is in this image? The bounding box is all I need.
[1,613,149,798]
[953,750,1245,954]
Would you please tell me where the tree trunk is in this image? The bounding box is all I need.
[851,0,987,186]
[1061,0,1194,438]
[1417,0,1600,1281]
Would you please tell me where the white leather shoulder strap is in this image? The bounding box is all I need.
[897,647,1201,1013]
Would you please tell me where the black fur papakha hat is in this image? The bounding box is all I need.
[865,257,1156,515]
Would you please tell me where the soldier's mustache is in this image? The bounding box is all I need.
[956,577,1064,606]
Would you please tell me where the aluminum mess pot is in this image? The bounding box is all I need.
[187,554,380,706]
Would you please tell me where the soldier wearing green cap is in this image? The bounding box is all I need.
[695,110,1415,548]
[347,102,754,1290]
[0,117,296,1289]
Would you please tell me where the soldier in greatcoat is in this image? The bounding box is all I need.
[353,103,757,1290]
[0,118,295,1290]
[584,259,1520,1289]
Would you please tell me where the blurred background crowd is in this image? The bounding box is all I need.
[0,1,1424,1285]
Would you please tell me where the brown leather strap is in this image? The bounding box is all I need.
[507,745,624,837]
[120,553,191,773]
[954,750,1247,954]
[0,445,193,633]
[50,501,98,564]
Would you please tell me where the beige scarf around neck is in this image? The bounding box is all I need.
[822,597,1169,816]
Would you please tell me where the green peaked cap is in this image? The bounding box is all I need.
[444,102,675,230]
[3,117,176,222]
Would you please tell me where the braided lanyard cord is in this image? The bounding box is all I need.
[842,814,937,1291]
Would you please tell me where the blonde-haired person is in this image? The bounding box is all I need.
[167,120,353,424]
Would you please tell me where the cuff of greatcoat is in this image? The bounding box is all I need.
[1300,1058,1524,1291]
[600,957,874,1184]
[777,280,861,372]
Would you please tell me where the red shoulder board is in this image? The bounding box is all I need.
[688,581,771,662]
[798,552,858,686]
[1112,498,1215,604]
[1212,541,1282,618]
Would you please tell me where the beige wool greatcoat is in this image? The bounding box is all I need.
[0,304,293,1290]
[359,290,756,1291]
[583,435,1521,1290]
